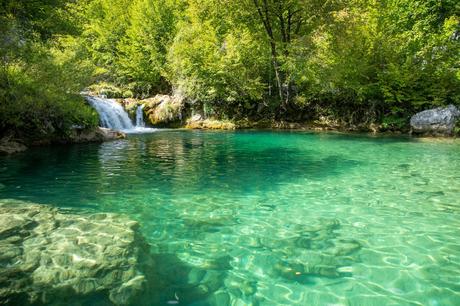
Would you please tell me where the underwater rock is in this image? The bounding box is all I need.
[0,199,154,306]
[209,290,231,305]
[225,274,258,297]
[259,219,360,283]
[410,104,460,136]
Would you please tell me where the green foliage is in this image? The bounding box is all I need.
[81,0,180,96]
[0,39,99,138]
[70,0,460,124]
[454,120,460,136]
[87,82,124,98]
[2,0,459,136]
[166,1,268,117]
[289,0,459,123]
[381,115,409,131]
[116,0,178,93]
[0,0,98,140]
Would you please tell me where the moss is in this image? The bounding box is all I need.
[122,90,134,98]
[121,98,142,118]
[454,120,460,136]
[186,119,236,130]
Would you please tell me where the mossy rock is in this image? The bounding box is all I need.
[185,117,236,130]
[142,95,185,127]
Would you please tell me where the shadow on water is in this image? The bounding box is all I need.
[142,253,229,306]
[0,131,361,207]
[0,142,106,207]
[127,131,361,192]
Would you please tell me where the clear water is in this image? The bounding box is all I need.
[1,130,459,306]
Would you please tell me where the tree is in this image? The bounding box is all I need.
[116,0,179,96]
[250,0,342,114]
[167,0,266,117]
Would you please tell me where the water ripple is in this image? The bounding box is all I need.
[0,131,459,305]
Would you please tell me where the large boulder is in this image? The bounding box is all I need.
[0,199,155,306]
[119,98,141,118]
[143,95,184,127]
[410,104,460,136]
[119,95,185,127]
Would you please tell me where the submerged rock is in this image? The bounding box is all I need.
[0,199,154,306]
[258,219,360,283]
[410,105,460,136]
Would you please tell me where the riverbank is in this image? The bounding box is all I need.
[0,127,125,155]
[109,94,459,136]
[2,119,457,156]
[2,94,458,156]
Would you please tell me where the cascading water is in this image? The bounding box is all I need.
[86,96,134,130]
[86,96,156,133]
[135,105,145,127]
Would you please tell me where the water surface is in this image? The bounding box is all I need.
[1,130,459,305]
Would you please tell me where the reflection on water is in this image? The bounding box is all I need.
[1,130,460,305]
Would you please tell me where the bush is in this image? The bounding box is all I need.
[0,35,98,140]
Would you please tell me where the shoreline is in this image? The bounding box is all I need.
[1,122,458,155]
[0,127,125,155]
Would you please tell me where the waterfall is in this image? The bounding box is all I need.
[86,96,134,130]
[86,96,156,133]
[135,105,145,127]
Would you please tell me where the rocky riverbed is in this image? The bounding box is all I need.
[0,199,154,306]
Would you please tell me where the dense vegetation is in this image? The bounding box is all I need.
[0,0,99,140]
[1,0,459,138]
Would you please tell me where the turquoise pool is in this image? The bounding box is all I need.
[1,130,459,305]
